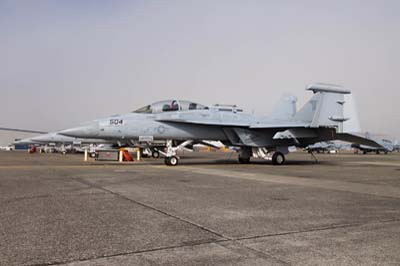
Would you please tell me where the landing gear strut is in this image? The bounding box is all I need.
[161,140,193,166]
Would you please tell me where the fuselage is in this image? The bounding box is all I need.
[62,111,257,141]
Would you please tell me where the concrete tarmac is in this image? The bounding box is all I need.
[1,151,400,266]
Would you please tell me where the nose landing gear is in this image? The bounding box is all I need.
[165,156,179,166]
[161,140,193,166]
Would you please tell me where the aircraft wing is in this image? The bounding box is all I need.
[336,133,383,148]
[156,117,308,129]
[156,116,317,147]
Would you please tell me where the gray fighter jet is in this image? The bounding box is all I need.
[13,132,112,146]
[351,132,394,154]
[1,127,46,146]
[60,83,379,166]
[394,140,400,152]
[9,130,118,154]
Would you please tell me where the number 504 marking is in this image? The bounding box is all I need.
[110,119,123,125]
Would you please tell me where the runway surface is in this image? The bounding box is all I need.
[1,151,400,266]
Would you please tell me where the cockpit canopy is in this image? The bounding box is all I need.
[133,100,209,114]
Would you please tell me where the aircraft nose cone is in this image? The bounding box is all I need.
[59,124,98,138]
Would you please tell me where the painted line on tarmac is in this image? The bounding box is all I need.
[0,165,106,170]
[0,163,152,170]
[351,161,400,167]
[156,165,400,199]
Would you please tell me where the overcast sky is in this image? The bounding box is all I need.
[1,0,399,144]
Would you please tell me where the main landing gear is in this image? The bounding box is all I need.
[238,148,251,164]
[238,148,286,165]
[271,152,285,165]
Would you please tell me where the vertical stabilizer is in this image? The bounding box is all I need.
[343,94,361,133]
[270,94,297,120]
[295,83,351,130]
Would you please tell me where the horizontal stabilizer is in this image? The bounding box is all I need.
[307,83,351,94]
[336,133,383,148]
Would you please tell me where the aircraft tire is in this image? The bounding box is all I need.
[238,148,252,164]
[238,155,250,164]
[165,156,179,166]
[152,151,160,158]
[272,152,285,165]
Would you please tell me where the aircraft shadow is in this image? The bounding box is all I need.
[175,159,334,166]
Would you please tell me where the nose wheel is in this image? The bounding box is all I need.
[165,156,179,166]
[160,139,193,166]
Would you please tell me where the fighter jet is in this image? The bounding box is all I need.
[30,132,113,146]
[394,140,400,152]
[12,132,112,146]
[12,137,41,146]
[60,83,380,166]
[0,127,46,146]
[305,141,338,153]
[10,130,117,154]
[351,132,394,154]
